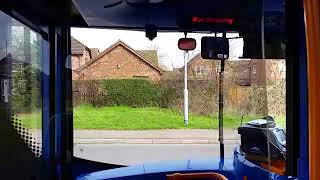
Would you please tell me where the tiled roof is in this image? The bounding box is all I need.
[75,40,163,74]
[71,36,87,55]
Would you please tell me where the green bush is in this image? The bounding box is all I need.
[98,79,164,107]
[12,65,41,113]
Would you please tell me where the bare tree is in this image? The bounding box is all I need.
[146,43,172,71]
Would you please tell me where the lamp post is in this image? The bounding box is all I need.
[184,50,189,126]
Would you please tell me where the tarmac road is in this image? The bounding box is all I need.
[74,143,237,166]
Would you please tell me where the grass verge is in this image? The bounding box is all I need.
[73,105,256,130]
[18,105,286,130]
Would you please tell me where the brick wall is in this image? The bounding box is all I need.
[71,49,91,70]
[72,70,79,80]
[185,56,276,87]
[73,45,161,81]
[71,56,80,70]
[188,57,218,80]
[265,60,286,81]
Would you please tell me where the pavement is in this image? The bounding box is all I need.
[73,129,240,144]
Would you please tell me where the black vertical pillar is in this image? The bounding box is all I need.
[219,59,225,168]
[47,25,57,179]
[285,0,304,176]
[60,26,73,179]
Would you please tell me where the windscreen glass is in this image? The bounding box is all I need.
[0,11,43,158]
[70,28,285,168]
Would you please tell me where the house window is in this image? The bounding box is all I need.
[196,66,209,75]
[252,65,256,74]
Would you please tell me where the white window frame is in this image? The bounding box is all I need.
[252,65,256,74]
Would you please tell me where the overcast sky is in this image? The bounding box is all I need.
[71,28,243,70]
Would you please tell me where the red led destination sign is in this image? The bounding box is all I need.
[192,16,234,25]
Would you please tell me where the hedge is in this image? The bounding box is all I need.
[73,79,164,107]
[102,79,164,107]
[73,78,281,117]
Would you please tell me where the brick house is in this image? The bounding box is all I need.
[71,37,100,70]
[181,53,285,86]
[181,54,218,80]
[72,40,163,81]
[180,54,285,115]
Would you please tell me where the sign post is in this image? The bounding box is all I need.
[218,59,225,164]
